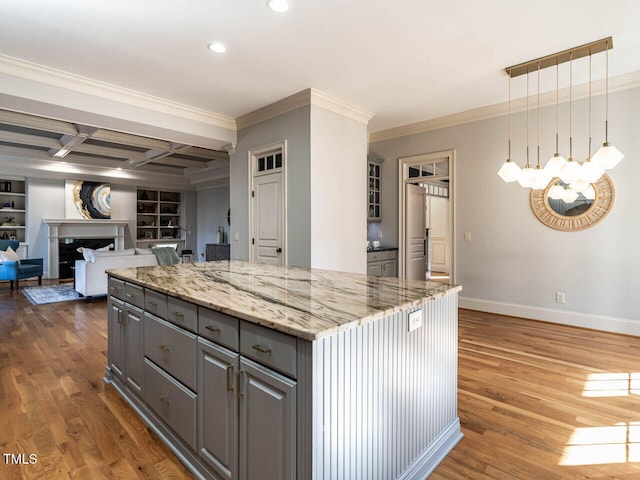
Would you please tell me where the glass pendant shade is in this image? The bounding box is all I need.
[559,159,582,184]
[498,159,522,182]
[530,166,552,190]
[548,184,565,200]
[517,165,536,188]
[580,159,605,183]
[592,143,624,170]
[544,154,567,177]
[583,184,596,200]
[570,179,590,194]
[561,187,579,204]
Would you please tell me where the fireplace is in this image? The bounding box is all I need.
[58,238,114,279]
[42,219,128,279]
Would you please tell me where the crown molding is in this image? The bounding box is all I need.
[369,70,640,143]
[0,53,236,131]
[236,88,374,130]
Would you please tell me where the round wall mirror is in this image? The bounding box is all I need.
[530,174,615,231]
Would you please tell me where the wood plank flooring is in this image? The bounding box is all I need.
[2,281,640,479]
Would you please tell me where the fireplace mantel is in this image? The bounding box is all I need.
[42,219,129,279]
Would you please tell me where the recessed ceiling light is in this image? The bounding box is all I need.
[266,0,290,13]
[207,42,227,54]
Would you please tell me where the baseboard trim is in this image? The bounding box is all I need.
[459,297,640,337]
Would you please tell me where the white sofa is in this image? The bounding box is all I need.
[75,250,158,299]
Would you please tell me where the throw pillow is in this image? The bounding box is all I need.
[135,247,154,255]
[77,244,114,262]
[93,248,135,259]
[0,246,20,264]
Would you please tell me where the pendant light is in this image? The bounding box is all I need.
[581,50,605,183]
[531,62,552,190]
[497,73,522,182]
[559,52,582,184]
[592,38,624,170]
[544,62,567,177]
[517,71,536,188]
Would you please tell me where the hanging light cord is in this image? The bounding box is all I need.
[508,73,512,160]
[537,62,541,167]
[526,71,530,167]
[588,51,592,158]
[605,39,609,143]
[555,63,559,154]
[569,52,573,160]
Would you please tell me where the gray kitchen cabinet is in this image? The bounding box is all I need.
[367,262,383,276]
[367,249,397,277]
[238,357,296,480]
[198,337,239,480]
[107,295,144,397]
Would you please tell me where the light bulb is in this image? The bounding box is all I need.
[517,165,536,188]
[559,159,582,184]
[544,154,567,177]
[497,159,521,183]
[592,143,624,170]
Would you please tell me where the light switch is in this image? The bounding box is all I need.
[464,232,472,242]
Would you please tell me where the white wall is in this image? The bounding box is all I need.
[310,105,367,273]
[230,106,312,266]
[370,86,640,334]
[196,185,230,260]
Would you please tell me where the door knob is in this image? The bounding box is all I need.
[276,248,282,253]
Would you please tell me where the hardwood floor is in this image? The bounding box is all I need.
[2,282,640,479]
[432,309,640,480]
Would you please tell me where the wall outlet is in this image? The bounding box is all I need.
[408,309,423,332]
[234,232,239,241]
[556,292,566,304]
[377,231,383,239]
[464,232,472,242]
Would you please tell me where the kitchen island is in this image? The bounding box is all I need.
[105,260,462,480]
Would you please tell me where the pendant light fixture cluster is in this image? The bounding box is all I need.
[498,37,623,196]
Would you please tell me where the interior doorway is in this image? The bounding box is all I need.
[249,141,287,266]
[398,150,455,281]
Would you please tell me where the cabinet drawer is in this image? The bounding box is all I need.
[145,313,197,390]
[240,321,297,379]
[199,307,239,351]
[108,278,125,300]
[124,282,145,309]
[167,296,198,333]
[367,251,382,262]
[144,358,197,450]
[145,289,167,320]
[382,250,397,260]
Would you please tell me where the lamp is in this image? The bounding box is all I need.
[499,37,622,189]
[592,38,624,170]
[497,73,521,182]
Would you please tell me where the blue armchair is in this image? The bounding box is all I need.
[0,240,43,290]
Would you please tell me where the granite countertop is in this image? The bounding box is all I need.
[107,260,461,341]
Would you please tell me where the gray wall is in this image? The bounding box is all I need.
[196,185,230,260]
[230,106,312,267]
[370,86,640,333]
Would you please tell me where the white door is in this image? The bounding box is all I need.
[428,196,449,274]
[405,184,427,280]
[252,172,284,265]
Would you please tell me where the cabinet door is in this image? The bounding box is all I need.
[382,259,397,278]
[107,297,125,379]
[238,357,296,480]
[124,305,144,396]
[367,262,383,276]
[198,338,239,480]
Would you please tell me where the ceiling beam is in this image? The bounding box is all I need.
[0,130,59,149]
[0,109,78,135]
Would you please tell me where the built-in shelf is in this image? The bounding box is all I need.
[0,178,26,242]
[136,189,184,246]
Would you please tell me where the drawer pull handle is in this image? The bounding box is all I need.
[252,344,272,354]
[160,396,171,406]
[236,370,245,399]
[205,325,221,334]
[148,301,157,307]
[226,365,234,392]
[159,345,171,353]
[117,309,126,325]
[126,293,135,298]
[172,312,184,317]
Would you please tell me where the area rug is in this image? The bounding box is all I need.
[22,284,81,305]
